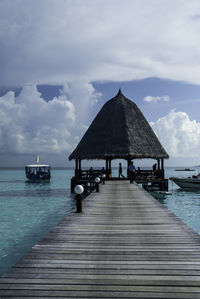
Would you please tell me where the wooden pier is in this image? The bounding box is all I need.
[1,181,200,298]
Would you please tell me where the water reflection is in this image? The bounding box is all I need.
[151,184,200,235]
[176,188,200,194]
[0,189,70,198]
[0,180,24,183]
[149,191,168,204]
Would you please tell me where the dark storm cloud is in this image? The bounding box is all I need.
[1,0,200,87]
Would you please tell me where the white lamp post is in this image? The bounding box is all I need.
[102,174,106,184]
[95,177,100,192]
[74,185,84,212]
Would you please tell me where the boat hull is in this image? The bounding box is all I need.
[170,177,200,189]
[26,174,50,181]
[25,164,51,181]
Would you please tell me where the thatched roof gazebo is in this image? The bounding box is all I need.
[69,89,169,178]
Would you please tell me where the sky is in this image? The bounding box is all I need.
[1,0,200,167]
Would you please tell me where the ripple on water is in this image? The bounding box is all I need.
[0,169,75,276]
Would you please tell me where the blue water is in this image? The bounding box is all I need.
[1,167,200,276]
[0,168,75,276]
[154,168,200,235]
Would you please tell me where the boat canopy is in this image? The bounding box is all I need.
[26,164,50,168]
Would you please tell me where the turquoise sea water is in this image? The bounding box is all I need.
[155,168,200,236]
[0,167,200,276]
[0,168,75,276]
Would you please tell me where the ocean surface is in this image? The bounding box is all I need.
[0,167,200,276]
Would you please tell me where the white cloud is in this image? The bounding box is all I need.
[1,0,200,87]
[151,109,200,158]
[144,95,170,103]
[0,80,100,155]
[61,78,101,123]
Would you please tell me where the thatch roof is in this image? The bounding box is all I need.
[69,90,169,160]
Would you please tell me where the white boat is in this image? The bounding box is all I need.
[170,176,200,189]
[25,164,51,181]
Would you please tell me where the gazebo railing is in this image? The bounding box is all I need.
[135,169,164,180]
[76,169,164,180]
[78,170,104,179]
[71,168,166,193]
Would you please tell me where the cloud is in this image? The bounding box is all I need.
[150,109,200,158]
[61,78,101,123]
[144,95,170,103]
[0,80,100,155]
[1,0,200,87]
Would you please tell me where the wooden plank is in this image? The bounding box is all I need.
[3,269,200,276]
[1,181,200,298]
[1,289,200,298]
[2,276,200,285]
[1,284,200,293]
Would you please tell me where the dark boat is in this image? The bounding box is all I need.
[175,168,195,171]
[25,164,51,181]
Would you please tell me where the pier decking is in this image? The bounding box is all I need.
[1,181,200,298]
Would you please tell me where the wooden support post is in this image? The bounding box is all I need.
[75,159,78,177]
[95,182,99,192]
[157,158,161,178]
[161,158,164,179]
[109,159,112,177]
[157,159,160,171]
[78,159,82,178]
[78,159,82,170]
[161,158,164,170]
[106,159,109,179]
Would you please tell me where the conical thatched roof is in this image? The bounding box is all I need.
[69,90,169,160]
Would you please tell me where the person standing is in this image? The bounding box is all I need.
[118,163,124,178]
[128,161,136,183]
